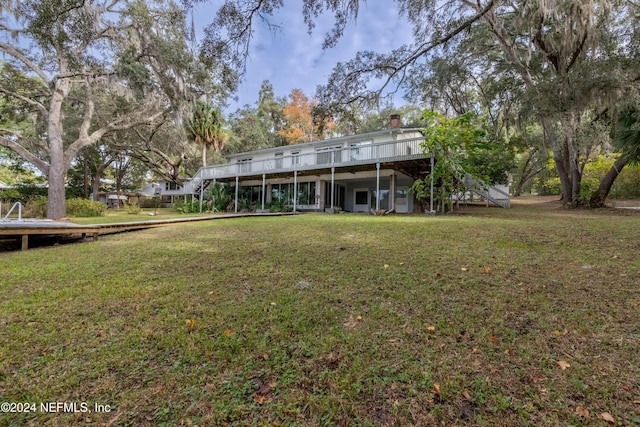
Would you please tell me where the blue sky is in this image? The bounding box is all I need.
[192,1,414,111]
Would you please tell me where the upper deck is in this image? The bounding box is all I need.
[191,129,430,183]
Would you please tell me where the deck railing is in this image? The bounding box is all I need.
[191,135,429,183]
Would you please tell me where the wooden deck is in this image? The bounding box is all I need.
[0,212,295,251]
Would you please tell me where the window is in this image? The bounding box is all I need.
[271,183,294,205]
[291,151,300,165]
[316,146,342,164]
[275,152,283,169]
[238,158,252,173]
[296,181,316,205]
[355,190,368,205]
[371,190,389,210]
[165,182,180,191]
[349,140,372,161]
[238,185,263,204]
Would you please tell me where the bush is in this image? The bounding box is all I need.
[175,199,202,214]
[24,196,48,218]
[66,198,106,217]
[1,184,47,204]
[124,202,141,215]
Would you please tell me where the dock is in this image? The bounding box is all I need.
[0,212,296,251]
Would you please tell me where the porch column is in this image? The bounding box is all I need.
[293,170,298,212]
[390,174,395,211]
[234,175,239,213]
[331,167,335,209]
[430,156,435,213]
[376,163,380,210]
[261,173,266,210]
[199,181,204,213]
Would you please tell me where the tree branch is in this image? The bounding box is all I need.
[64,110,165,166]
[0,135,50,175]
[0,43,52,86]
[0,87,49,120]
[319,0,496,106]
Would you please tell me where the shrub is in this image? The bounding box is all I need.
[124,202,141,215]
[24,196,48,218]
[175,200,201,214]
[66,198,106,217]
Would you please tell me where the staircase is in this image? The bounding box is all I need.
[189,169,212,197]
[460,174,510,208]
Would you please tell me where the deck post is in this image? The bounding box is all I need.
[21,234,28,251]
[293,170,297,212]
[234,175,239,213]
[376,162,380,210]
[330,167,335,209]
[390,174,395,211]
[430,156,435,213]
[261,174,266,210]
[199,181,204,213]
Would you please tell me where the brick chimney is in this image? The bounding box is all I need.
[390,114,401,129]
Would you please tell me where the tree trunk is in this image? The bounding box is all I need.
[83,157,89,199]
[542,117,573,205]
[202,143,207,167]
[589,155,629,207]
[46,89,69,220]
[92,160,111,203]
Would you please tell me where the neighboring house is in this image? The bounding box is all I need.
[94,191,142,208]
[139,179,197,207]
[191,116,438,213]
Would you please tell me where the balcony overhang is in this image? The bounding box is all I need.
[208,156,433,183]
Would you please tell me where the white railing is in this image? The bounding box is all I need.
[192,136,428,181]
[2,201,22,220]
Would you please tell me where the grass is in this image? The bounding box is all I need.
[1,200,639,426]
[69,207,213,225]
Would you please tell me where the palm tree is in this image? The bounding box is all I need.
[186,100,227,167]
[590,108,640,206]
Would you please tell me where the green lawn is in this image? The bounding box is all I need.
[1,203,639,426]
[69,207,212,225]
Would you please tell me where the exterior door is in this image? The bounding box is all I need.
[396,186,409,213]
[354,188,369,213]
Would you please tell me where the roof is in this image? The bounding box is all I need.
[225,127,423,159]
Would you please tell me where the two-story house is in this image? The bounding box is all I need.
[191,115,438,213]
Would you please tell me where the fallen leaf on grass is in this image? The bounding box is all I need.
[384,264,390,269]
[487,335,498,343]
[427,326,436,331]
[600,412,615,424]
[557,360,571,370]
[223,328,232,337]
[575,406,589,417]
[257,381,274,395]
[343,315,360,329]
[184,319,195,329]
[460,267,468,272]
[462,391,471,400]
[432,382,441,396]
[483,266,491,274]
[253,395,267,405]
